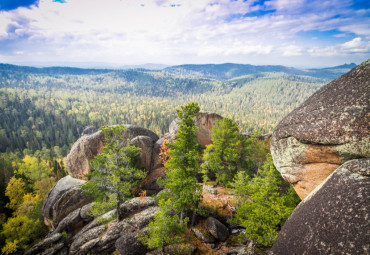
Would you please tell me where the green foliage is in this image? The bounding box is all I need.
[2,239,18,255]
[16,155,52,184]
[1,215,41,251]
[5,177,26,211]
[231,154,300,247]
[82,125,146,219]
[138,200,188,250]
[201,118,250,186]
[160,102,202,214]
[141,102,202,251]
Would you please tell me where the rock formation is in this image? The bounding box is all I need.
[271,158,370,255]
[42,175,92,229]
[168,111,223,148]
[66,125,159,179]
[271,59,370,199]
[270,60,370,254]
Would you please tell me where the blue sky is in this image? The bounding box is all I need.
[0,0,369,68]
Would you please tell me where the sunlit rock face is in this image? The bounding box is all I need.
[271,59,370,199]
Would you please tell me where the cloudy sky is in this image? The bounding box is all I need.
[0,0,369,68]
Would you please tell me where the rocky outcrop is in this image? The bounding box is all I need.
[66,125,159,179]
[118,196,155,219]
[24,233,67,255]
[58,203,158,255]
[271,158,370,255]
[206,216,230,241]
[271,60,370,199]
[42,175,91,229]
[168,111,223,148]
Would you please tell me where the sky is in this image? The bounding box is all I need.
[0,0,369,68]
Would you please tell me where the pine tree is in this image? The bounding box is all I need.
[201,117,250,186]
[159,102,202,221]
[231,154,300,246]
[141,102,202,252]
[82,125,145,221]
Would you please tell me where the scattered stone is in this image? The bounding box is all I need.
[206,217,230,241]
[192,227,216,243]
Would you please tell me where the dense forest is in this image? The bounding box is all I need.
[0,63,354,158]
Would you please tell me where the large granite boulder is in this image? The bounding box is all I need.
[66,131,104,179]
[271,60,370,199]
[42,175,91,229]
[271,158,370,255]
[66,125,159,179]
[169,111,223,148]
[131,135,154,171]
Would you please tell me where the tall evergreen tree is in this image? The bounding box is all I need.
[160,102,202,221]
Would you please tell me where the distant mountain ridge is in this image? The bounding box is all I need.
[0,62,357,80]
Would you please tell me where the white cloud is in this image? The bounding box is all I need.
[0,0,369,66]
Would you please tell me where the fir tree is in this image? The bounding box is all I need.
[201,117,250,186]
[82,125,145,221]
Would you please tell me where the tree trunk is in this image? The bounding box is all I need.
[191,211,197,227]
[180,211,184,223]
[117,192,122,221]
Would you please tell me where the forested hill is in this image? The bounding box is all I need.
[0,62,356,158]
[163,63,357,80]
[0,62,356,80]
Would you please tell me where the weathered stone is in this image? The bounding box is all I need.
[169,111,223,148]
[115,228,149,255]
[123,206,159,229]
[42,175,89,228]
[66,125,159,179]
[192,227,216,243]
[54,208,82,234]
[271,60,370,199]
[118,196,155,219]
[148,244,197,255]
[80,202,94,222]
[206,216,230,241]
[24,233,65,255]
[69,225,107,255]
[66,130,104,179]
[271,158,370,255]
[50,187,92,226]
[131,135,154,171]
